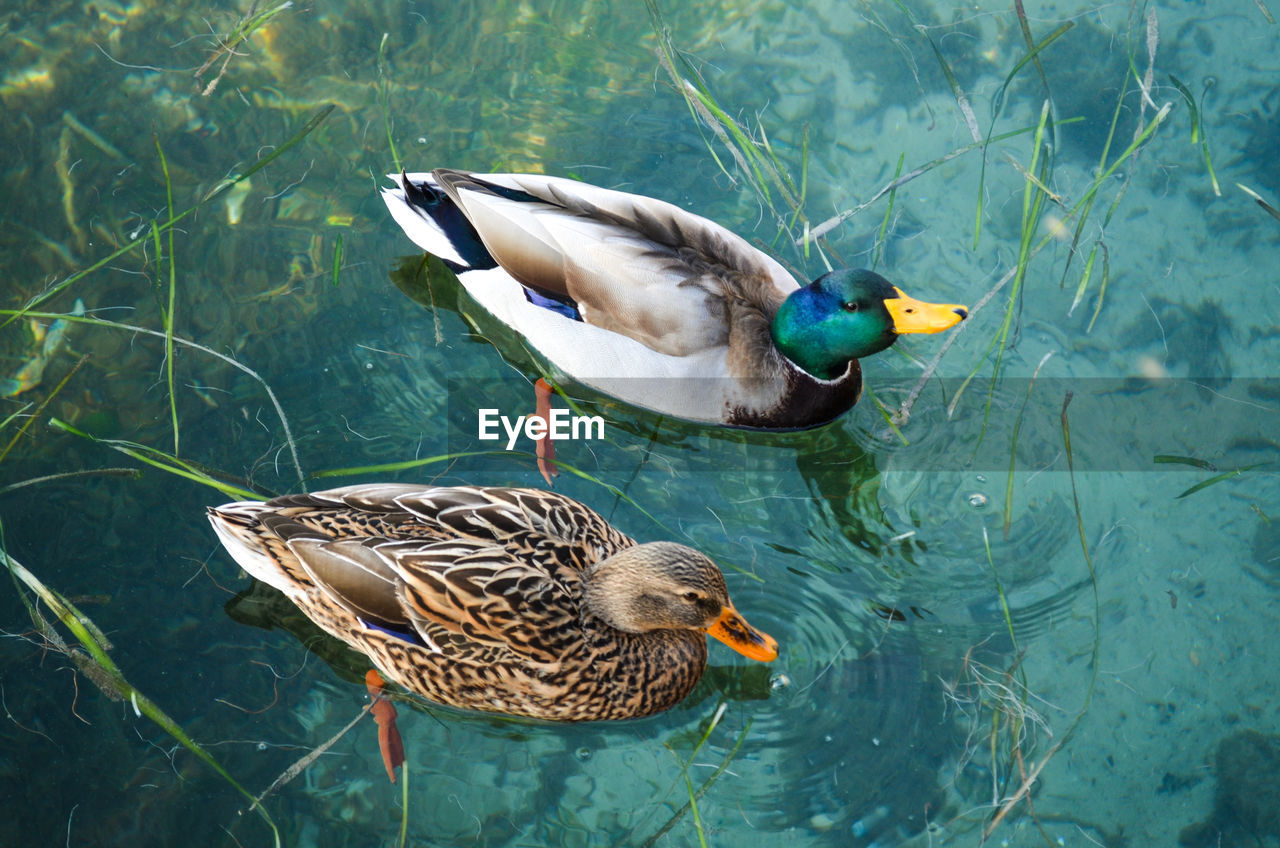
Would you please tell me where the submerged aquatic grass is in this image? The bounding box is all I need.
[152,131,180,458]
[2,540,281,847]
[195,0,295,96]
[4,104,333,328]
[1,308,306,489]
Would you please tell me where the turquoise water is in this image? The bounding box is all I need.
[2,1,1279,845]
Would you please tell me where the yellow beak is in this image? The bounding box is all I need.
[704,605,778,662]
[885,286,968,334]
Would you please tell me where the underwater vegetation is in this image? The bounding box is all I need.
[1178,730,1280,847]
[1229,86,1280,198]
[1044,18,1139,164]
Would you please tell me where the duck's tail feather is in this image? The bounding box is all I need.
[381,172,498,272]
[207,502,305,597]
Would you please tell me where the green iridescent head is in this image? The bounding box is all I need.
[770,269,968,380]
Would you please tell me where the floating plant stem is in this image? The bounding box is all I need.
[0,468,141,496]
[195,1,294,96]
[955,100,1054,442]
[378,31,402,174]
[397,758,410,848]
[1174,463,1269,499]
[981,393,1102,839]
[648,0,802,233]
[1012,0,1057,116]
[1062,76,1128,300]
[862,381,909,445]
[331,233,344,286]
[872,153,905,271]
[802,121,1057,244]
[312,450,511,478]
[154,131,180,457]
[1085,242,1111,334]
[1237,183,1280,223]
[1168,74,1221,196]
[684,774,708,848]
[919,103,1171,423]
[252,701,371,810]
[1002,352,1053,539]
[638,710,752,848]
[49,418,264,501]
[917,23,981,142]
[981,526,1020,658]
[1154,454,1218,470]
[972,21,1073,249]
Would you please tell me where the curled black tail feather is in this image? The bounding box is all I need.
[401,172,497,273]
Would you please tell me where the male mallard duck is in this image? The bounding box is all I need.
[207,484,777,721]
[381,170,968,430]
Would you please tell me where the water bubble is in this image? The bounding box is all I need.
[574,747,592,762]
[769,672,791,692]
[967,492,989,510]
[975,474,988,483]
[365,362,373,370]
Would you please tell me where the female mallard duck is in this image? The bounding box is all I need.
[207,483,777,721]
[381,170,968,429]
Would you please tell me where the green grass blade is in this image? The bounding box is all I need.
[49,418,263,500]
[981,526,1020,656]
[203,104,335,204]
[378,32,402,174]
[0,468,141,496]
[1068,241,1099,316]
[1084,242,1110,333]
[1154,454,1217,470]
[683,774,708,848]
[397,758,410,848]
[1167,75,1201,143]
[153,131,180,457]
[920,26,981,141]
[973,21,1073,249]
[806,120,1057,243]
[974,100,1053,441]
[873,153,905,271]
[1176,463,1269,499]
[1237,183,1280,222]
[311,450,508,478]
[1003,352,1053,539]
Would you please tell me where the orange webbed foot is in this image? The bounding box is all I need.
[365,670,404,783]
[533,378,559,486]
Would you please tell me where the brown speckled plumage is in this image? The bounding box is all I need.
[208,484,774,721]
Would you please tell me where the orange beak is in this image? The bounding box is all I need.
[704,605,778,662]
[885,286,968,334]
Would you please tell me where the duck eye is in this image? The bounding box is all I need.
[841,302,859,312]
[682,591,701,602]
